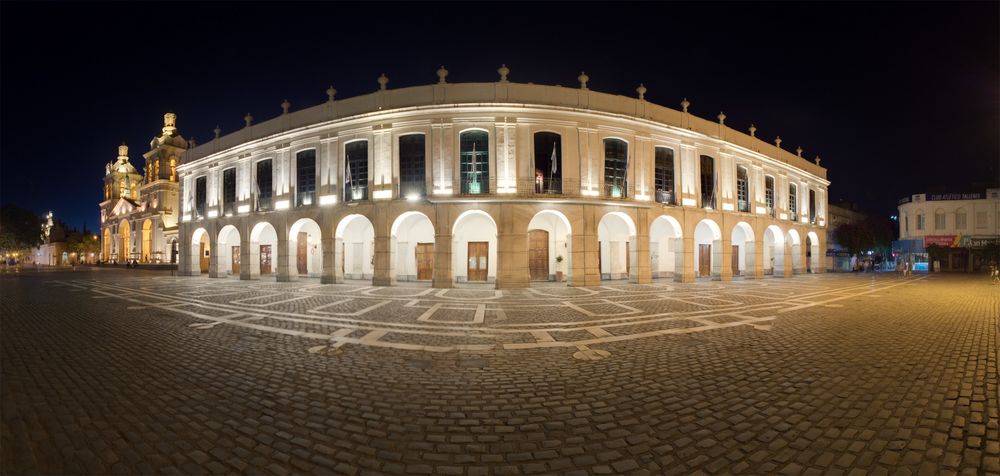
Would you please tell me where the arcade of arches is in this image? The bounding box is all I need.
[180,203,825,288]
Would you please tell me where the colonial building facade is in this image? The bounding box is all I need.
[898,189,1000,272]
[99,113,185,263]
[178,69,829,287]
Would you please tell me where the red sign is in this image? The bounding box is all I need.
[924,235,959,248]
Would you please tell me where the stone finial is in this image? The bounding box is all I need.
[680,98,690,113]
[118,142,128,158]
[326,85,337,102]
[636,83,647,100]
[498,64,509,82]
[774,136,782,148]
[377,73,389,90]
[814,155,822,166]
[244,113,253,128]
[281,99,290,115]
[213,126,221,139]
[718,112,726,125]
[749,124,757,137]
[578,72,589,90]
[796,146,803,157]
[436,65,448,84]
[163,112,176,128]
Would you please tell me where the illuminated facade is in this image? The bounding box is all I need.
[178,69,828,287]
[99,113,185,263]
[898,189,1000,272]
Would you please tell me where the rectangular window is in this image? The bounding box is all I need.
[765,176,775,216]
[195,176,206,218]
[736,167,749,212]
[789,185,798,221]
[917,214,925,230]
[222,168,236,215]
[345,141,368,201]
[809,189,817,224]
[399,135,426,198]
[603,139,628,198]
[460,131,489,195]
[654,147,674,204]
[296,150,316,206]
[256,160,272,211]
[955,212,966,229]
[534,133,562,194]
[976,211,987,228]
[699,155,714,208]
[935,212,945,230]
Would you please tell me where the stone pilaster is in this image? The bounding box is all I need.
[720,236,733,282]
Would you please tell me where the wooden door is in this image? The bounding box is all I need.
[698,244,711,277]
[467,242,488,282]
[232,246,241,275]
[416,243,434,280]
[528,230,549,281]
[731,245,739,276]
[297,232,308,275]
[199,242,209,273]
[260,245,272,275]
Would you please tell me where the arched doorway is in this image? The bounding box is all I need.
[217,225,241,277]
[391,212,435,282]
[786,229,802,274]
[807,231,821,273]
[102,228,111,262]
[249,221,278,278]
[191,228,209,274]
[694,219,722,278]
[120,220,131,263]
[527,210,572,283]
[336,215,374,281]
[650,215,683,280]
[141,219,153,263]
[289,218,322,278]
[452,210,497,283]
[731,222,756,277]
[763,225,785,276]
[598,212,636,281]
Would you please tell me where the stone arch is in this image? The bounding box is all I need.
[336,214,374,281]
[249,221,278,279]
[390,211,435,282]
[694,219,722,278]
[650,215,683,280]
[786,229,802,273]
[807,231,821,273]
[289,218,323,278]
[452,210,498,283]
[190,227,210,274]
[763,225,785,276]
[731,221,756,277]
[527,209,573,284]
[141,219,153,262]
[598,212,637,280]
[217,225,241,277]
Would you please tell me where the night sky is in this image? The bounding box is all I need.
[2,2,997,232]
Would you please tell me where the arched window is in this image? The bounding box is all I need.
[533,132,562,194]
[916,210,925,230]
[809,189,817,224]
[603,139,628,198]
[934,209,946,230]
[699,155,715,208]
[955,208,967,229]
[765,176,775,217]
[169,157,177,181]
[295,149,316,206]
[256,159,273,211]
[399,134,426,199]
[736,166,749,212]
[654,147,675,204]
[460,130,489,195]
[344,141,368,201]
[789,184,798,221]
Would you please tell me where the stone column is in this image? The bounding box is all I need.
[276,233,294,282]
[208,225,221,278]
[799,236,809,274]
[631,209,651,284]
[720,236,733,282]
[497,230,529,289]
[372,203,393,286]
[333,237,344,283]
[432,232,453,288]
[815,233,827,273]
[678,235,695,282]
[575,206,601,287]
[241,235,256,280]
[321,235,335,283]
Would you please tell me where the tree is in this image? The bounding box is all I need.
[66,230,100,262]
[0,205,41,253]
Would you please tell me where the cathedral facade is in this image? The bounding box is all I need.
[99,113,186,264]
[177,69,829,287]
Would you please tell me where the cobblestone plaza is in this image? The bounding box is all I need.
[1,269,997,475]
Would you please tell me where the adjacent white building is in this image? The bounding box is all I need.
[177,68,830,288]
[898,189,1000,271]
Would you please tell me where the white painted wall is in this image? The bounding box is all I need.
[453,213,497,282]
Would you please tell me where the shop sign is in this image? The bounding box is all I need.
[926,192,985,201]
[959,235,1000,249]
[923,235,959,248]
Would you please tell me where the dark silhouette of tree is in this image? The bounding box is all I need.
[0,205,42,253]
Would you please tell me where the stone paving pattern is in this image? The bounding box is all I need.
[1,268,998,475]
